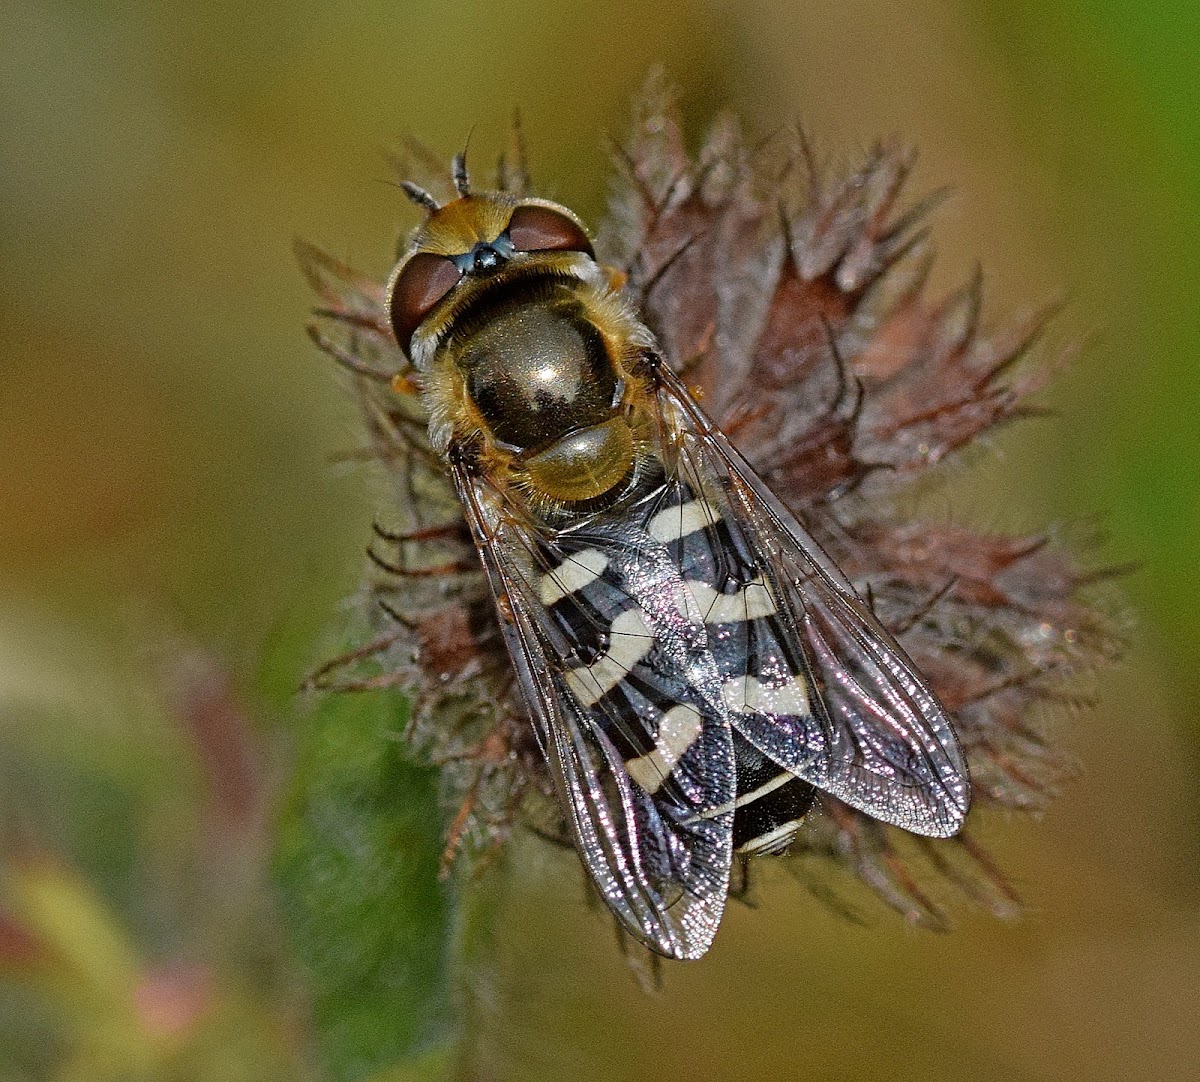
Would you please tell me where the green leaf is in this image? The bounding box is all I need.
[274,689,457,1082]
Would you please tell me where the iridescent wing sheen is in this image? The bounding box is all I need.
[450,462,736,960]
[654,362,971,838]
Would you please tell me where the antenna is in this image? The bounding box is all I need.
[400,181,440,213]
[452,148,471,197]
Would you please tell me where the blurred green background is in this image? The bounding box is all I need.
[2,1,1198,1079]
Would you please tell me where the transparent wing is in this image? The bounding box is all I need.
[451,462,736,959]
[656,363,971,838]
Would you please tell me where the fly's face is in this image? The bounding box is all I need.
[387,190,656,508]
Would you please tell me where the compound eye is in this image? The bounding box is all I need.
[389,252,462,355]
[507,205,594,257]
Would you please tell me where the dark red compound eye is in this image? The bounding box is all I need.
[507,205,594,257]
[388,252,463,355]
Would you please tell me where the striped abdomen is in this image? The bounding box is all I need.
[533,479,818,856]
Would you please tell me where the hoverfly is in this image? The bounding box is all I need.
[382,151,970,960]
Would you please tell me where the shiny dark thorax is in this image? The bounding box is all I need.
[456,284,620,455]
[450,275,637,507]
[388,192,643,508]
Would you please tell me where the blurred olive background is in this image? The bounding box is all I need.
[2,1,1198,1080]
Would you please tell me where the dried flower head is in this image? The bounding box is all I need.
[298,74,1122,936]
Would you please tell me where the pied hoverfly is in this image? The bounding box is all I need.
[382,152,970,960]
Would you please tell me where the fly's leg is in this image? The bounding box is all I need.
[728,854,757,906]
